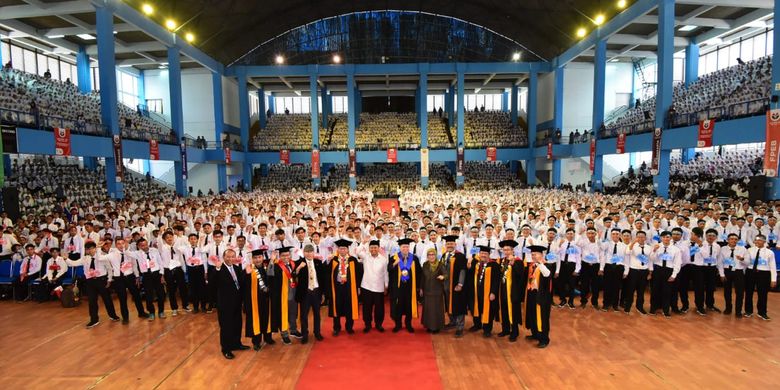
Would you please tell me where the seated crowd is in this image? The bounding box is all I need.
[254,163,312,191]
[464,111,527,148]
[463,161,523,190]
[356,113,420,148]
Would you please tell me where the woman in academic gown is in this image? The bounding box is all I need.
[421,248,446,333]
[243,249,273,350]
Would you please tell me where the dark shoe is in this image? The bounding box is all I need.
[346,329,355,335]
[696,309,706,316]
[193,308,200,314]
[363,327,371,334]
[426,328,433,333]
[744,313,753,318]
[86,320,99,329]
[265,337,276,345]
[497,331,509,337]
[121,319,129,325]
[431,330,440,334]
[568,303,576,309]
[735,312,743,318]
[557,300,566,308]
[315,334,324,341]
[301,337,308,344]
[672,308,682,314]
[407,327,415,333]
[509,336,517,342]
[663,312,672,318]
[637,308,647,315]
[723,307,732,315]
[109,316,120,322]
[237,344,250,350]
[537,341,549,348]
[680,306,689,314]
[454,330,463,338]
[223,351,235,359]
[623,308,630,314]
[612,306,620,312]
[708,306,722,313]
[758,314,771,321]
[580,301,587,308]
[392,327,401,333]
[482,332,491,338]
[253,343,262,351]
[333,329,341,336]
[138,312,149,319]
[290,331,303,339]
[468,325,481,332]
[444,323,456,329]
[282,336,291,345]
[525,335,537,340]
[376,327,385,333]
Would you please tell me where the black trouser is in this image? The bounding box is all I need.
[745,269,771,316]
[693,265,718,311]
[300,288,322,337]
[557,261,577,304]
[187,265,207,310]
[703,266,718,309]
[164,267,188,310]
[650,266,674,314]
[723,268,744,314]
[603,264,623,309]
[361,288,385,329]
[579,262,600,306]
[206,265,217,309]
[142,271,165,314]
[13,271,40,300]
[113,274,146,320]
[86,276,117,323]
[41,277,63,301]
[624,268,648,311]
[672,265,692,310]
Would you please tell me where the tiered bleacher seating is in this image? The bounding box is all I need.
[252,114,312,151]
[356,113,419,149]
[255,163,311,191]
[462,161,522,190]
[464,111,527,147]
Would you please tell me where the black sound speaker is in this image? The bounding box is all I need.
[2,187,20,221]
[748,176,766,203]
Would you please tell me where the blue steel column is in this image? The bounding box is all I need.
[310,73,321,189]
[446,85,455,128]
[419,66,429,188]
[591,40,607,191]
[258,87,267,129]
[551,66,564,186]
[168,46,187,196]
[510,84,519,127]
[213,71,227,193]
[501,91,509,112]
[526,69,538,185]
[76,46,91,93]
[237,67,252,190]
[347,71,357,190]
[268,92,276,114]
[95,3,122,199]
[456,67,465,187]
[768,0,780,199]
[653,0,674,198]
[320,85,329,129]
[684,42,699,87]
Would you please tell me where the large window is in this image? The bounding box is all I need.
[0,39,78,85]
[698,28,773,78]
[272,96,322,114]
[116,70,140,109]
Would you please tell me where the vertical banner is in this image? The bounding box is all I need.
[420,148,429,178]
[650,127,663,176]
[486,147,497,162]
[149,139,159,160]
[456,147,464,177]
[112,135,124,183]
[589,139,596,173]
[180,142,188,180]
[311,149,320,179]
[697,119,715,148]
[54,127,71,156]
[348,149,356,178]
[280,149,290,165]
[224,147,231,164]
[616,133,626,154]
[764,109,780,177]
[546,142,553,160]
[387,148,397,163]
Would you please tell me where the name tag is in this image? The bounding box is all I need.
[704,257,716,265]
[770,234,777,241]
[86,269,99,279]
[660,253,672,262]
[120,262,133,273]
[148,260,157,269]
[566,247,578,255]
[758,258,768,267]
[689,246,700,256]
[653,235,660,243]
[719,234,727,241]
[611,255,623,264]
[637,254,648,264]
[584,254,598,262]
[723,258,736,267]
[737,240,746,247]
[545,253,557,261]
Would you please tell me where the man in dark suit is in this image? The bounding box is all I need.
[295,244,328,344]
[214,249,249,359]
[441,235,468,337]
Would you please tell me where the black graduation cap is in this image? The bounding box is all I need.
[369,240,381,246]
[498,240,518,248]
[397,238,414,246]
[277,246,292,254]
[334,238,353,248]
[527,245,547,253]
[478,245,492,253]
[251,249,264,257]
[443,235,459,243]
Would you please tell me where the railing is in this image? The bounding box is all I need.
[1,107,108,136]
[206,141,244,151]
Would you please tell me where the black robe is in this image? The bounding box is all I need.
[476,261,501,324]
[215,264,244,352]
[270,260,297,332]
[388,252,423,318]
[294,258,329,302]
[243,263,272,337]
[442,251,468,316]
[327,256,362,319]
[525,263,554,334]
[498,258,525,325]
[465,255,480,316]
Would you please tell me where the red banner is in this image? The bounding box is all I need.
[387,148,397,163]
[486,147,497,162]
[280,149,290,165]
[697,119,715,148]
[456,147,464,177]
[348,149,356,178]
[54,128,71,156]
[224,147,231,164]
[112,135,124,183]
[311,149,320,179]
[616,133,626,154]
[149,139,159,160]
[650,127,662,176]
[546,143,553,160]
[765,109,780,177]
[589,139,596,173]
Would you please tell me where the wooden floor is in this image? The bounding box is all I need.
[1,292,779,389]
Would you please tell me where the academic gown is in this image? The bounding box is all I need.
[215,264,244,352]
[476,261,501,325]
[498,258,525,325]
[270,260,297,332]
[465,255,480,316]
[327,256,362,320]
[525,262,553,336]
[243,264,273,337]
[294,258,329,302]
[388,252,423,319]
[443,251,468,316]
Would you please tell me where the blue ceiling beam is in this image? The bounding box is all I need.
[226,62,552,77]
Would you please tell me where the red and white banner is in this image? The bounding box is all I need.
[589,139,596,173]
[616,133,626,154]
[420,148,429,178]
[224,147,231,164]
[764,109,780,177]
[311,149,320,179]
[348,149,356,178]
[387,148,397,163]
[54,127,71,156]
[697,119,715,148]
[650,127,663,176]
[112,135,124,183]
[149,139,159,160]
[486,147,497,162]
[546,142,553,160]
[456,147,464,177]
[280,149,290,165]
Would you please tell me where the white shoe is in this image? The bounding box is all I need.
[172,309,178,316]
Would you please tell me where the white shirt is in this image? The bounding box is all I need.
[651,244,682,278]
[746,246,778,282]
[359,252,389,293]
[719,245,748,274]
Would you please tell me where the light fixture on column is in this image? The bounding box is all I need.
[512,52,521,61]
[185,32,195,43]
[333,54,341,64]
[165,19,177,31]
[617,0,627,9]
[593,14,605,26]
[142,3,154,15]
[275,55,285,65]
[576,28,587,38]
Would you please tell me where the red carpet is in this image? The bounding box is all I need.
[296,303,442,390]
[375,199,399,215]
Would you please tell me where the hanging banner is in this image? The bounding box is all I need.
[589,139,596,173]
[112,135,124,183]
[387,148,397,163]
[616,133,626,154]
[348,149,356,178]
[650,128,663,176]
[486,147,497,162]
[697,119,715,148]
[311,149,320,179]
[456,147,464,177]
[546,142,553,160]
[224,147,231,164]
[180,142,188,180]
[420,148,429,178]
[764,109,780,177]
[280,149,290,165]
[149,139,159,160]
[54,127,71,156]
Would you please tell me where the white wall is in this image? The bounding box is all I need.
[561,62,634,136]
[222,76,240,128]
[187,163,219,194]
[604,62,634,113]
[143,69,171,122]
[537,72,555,124]
[181,69,216,141]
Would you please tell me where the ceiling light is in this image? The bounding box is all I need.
[617,0,627,9]
[165,19,176,31]
[594,14,605,26]
[333,54,341,64]
[185,32,195,43]
[142,4,154,16]
[576,28,587,38]
[608,58,620,63]
[76,34,95,40]
[275,55,284,64]
[512,52,521,61]
[46,34,65,39]
[679,25,698,32]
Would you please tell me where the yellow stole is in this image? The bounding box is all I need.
[330,257,359,320]
[251,268,260,335]
[481,265,492,324]
[278,261,290,331]
[447,255,454,314]
[395,254,418,318]
[472,260,480,316]
[503,259,514,324]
